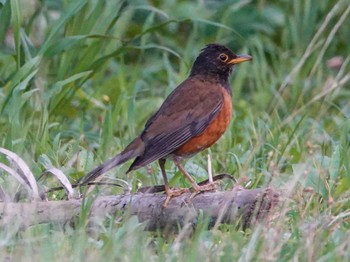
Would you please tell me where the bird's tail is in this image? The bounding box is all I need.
[78,137,144,185]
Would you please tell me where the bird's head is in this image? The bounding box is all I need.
[190,44,252,79]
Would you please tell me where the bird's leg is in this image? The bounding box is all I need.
[173,159,201,191]
[159,159,170,192]
[158,159,189,207]
[173,159,217,199]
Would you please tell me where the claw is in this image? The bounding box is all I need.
[162,183,217,207]
[163,188,190,207]
[189,182,218,201]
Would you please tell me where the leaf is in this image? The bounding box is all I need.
[1,67,39,116]
[184,162,208,181]
[129,44,182,59]
[0,163,30,193]
[38,0,88,55]
[20,28,36,59]
[76,150,94,172]
[192,18,241,37]
[44,35,89,57]
[10,0,21,68]
[0,147,40,199]
[13,69,38,92]
[44,167,74,199]
[134,5,170,19]
[292,163,327,197]
[4,56,40,89]
[329,145,340,188]
[46,70,93,101]
[0,0,11,44]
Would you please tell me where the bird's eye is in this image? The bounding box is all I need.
[219,53,228,62]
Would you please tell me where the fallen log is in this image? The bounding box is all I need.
[0,186,279,232]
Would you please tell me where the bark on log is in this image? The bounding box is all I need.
[0,187,279,232]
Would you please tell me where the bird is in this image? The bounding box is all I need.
[79,44,252,206]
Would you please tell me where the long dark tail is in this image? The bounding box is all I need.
[78,137,144,185]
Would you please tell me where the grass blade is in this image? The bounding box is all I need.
[44,167,74,199]
[0,147,39,199]
[10,0,21,68]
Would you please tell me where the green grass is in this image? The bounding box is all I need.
[1,0,350,260]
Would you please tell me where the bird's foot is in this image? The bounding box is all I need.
[162,183,217,207]
[163,188,190,207]
[190,182,218,200]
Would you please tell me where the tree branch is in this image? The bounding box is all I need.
[0,187,279,232]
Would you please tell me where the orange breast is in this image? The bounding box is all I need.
[175,88,232,156]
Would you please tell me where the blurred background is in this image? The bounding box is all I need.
[0,0,350,259]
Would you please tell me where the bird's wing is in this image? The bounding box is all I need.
[127,76,226,171]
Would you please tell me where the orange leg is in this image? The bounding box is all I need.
[159,159,189,207]
[173,159,217,198]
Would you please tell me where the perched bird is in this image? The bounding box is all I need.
[79,44,252,206]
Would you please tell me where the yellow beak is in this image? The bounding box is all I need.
[228,54,253,65]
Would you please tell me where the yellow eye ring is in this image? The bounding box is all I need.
[219,53,228,62]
